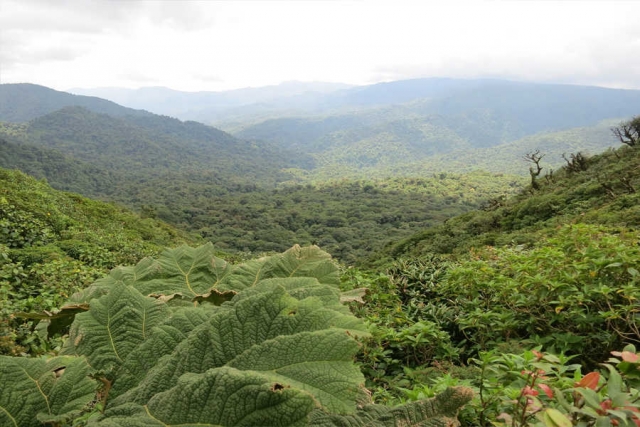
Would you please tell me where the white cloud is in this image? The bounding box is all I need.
[1,0,639,91]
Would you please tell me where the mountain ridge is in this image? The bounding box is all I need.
[0,83,153,122]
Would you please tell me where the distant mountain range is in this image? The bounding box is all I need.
[69,81,354,122]
[63,78,640,177]
[1,79,637,259]
[230,80,640,176]
[1,79,638,188]
[0,83,152,122]
[0,84,312,202]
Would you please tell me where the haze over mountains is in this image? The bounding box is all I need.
[3,79,640,185]
[1,77,639,260]
[67,79,640,173]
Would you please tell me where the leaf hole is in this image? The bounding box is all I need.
[271,383,287,391]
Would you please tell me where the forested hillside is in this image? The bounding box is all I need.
[231,80,640,178]
[0,87,528,263]
[2,121,639,427]
[0,168,198,355]
[0,104,315,217]
[385,141,640,261]
[0,116,523,263]
[336,129,640,426]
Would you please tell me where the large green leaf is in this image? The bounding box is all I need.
[132,244,232,297]
[108,306,216,399]
[1,244,470,426]
[0,356,96,427]
[268,245,341,286]
[91,367,318,427]
[63,282,168,372]
[39,244,341,337]
[92,383,473,427]
[113,285,366,411]
[308,386,474,427]
[217,245,340,292]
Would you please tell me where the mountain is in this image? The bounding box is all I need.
[0,83,152,122]
[1,105,313,185]
[0,92,317,227]
[0,109,524,263]
[0,135,118,196]
[69,81,354,120]
[232,79,640,176]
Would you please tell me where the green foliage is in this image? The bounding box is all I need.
[387,143,640,260]
[0,244,471,426]
[376,224,640,365]
[340,263,459,398]
[0,168,195,355]
[468,346,640,427]
[0,356,97,427]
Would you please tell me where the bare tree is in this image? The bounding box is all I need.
[611,116,640,147]
[523,150,544,190]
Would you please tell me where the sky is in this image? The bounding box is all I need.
[1,0,639,92]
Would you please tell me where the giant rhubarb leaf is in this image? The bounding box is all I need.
[110,284,366,410]
[46,244,341,333]
[3,244,470,426]
[308,386,474,427]
[0,356,96,427]
[63,282,168,372]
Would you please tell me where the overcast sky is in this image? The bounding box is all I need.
[1,0,639,92]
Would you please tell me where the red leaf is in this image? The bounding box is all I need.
[600,399,613,410]
[538,383,554,398]
[620,351,639,363]
[523,385,539,396]
[576,372,600,390]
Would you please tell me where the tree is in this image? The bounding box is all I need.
[523,150,544,190]
[611,116,640,147]
[562,152,589,173]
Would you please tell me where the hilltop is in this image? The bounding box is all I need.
[0,83,152,122]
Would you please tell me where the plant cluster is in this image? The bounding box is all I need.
[467,346,640,427]
[0,244,472,426]
[0,169,194,355]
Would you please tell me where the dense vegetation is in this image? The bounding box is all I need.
[0,169,196,355]
[0,245,472,426]
[0,105,526,263]
[1,82,640,426]
[385,143,640,261]
[340,135,640,426]
[177,172,523,263]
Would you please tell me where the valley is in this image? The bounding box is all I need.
[1,78,639,427]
